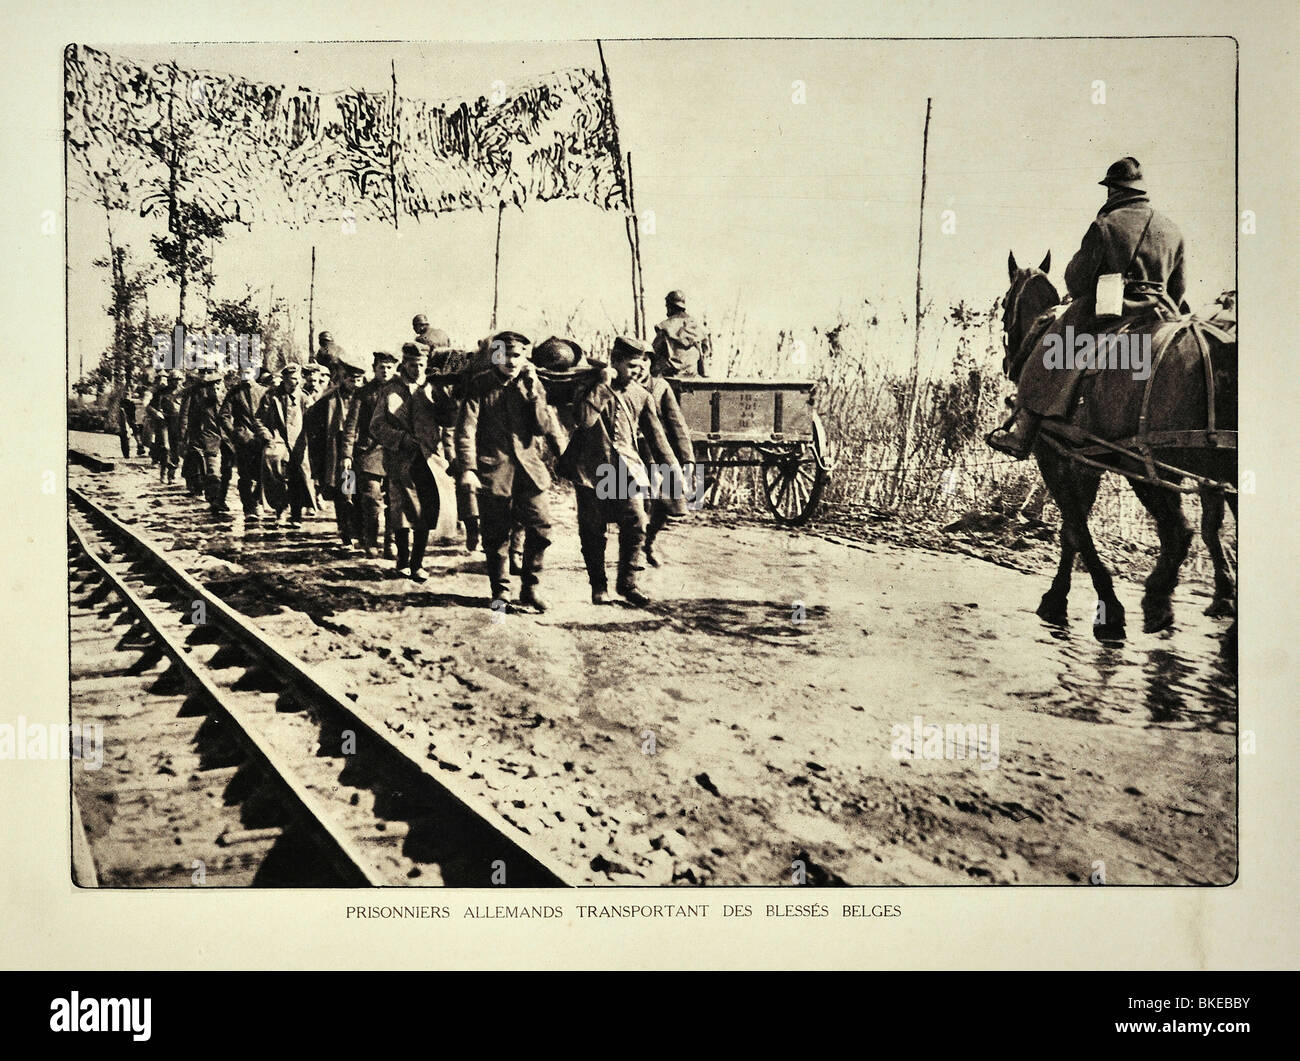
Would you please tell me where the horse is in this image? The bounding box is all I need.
[999,251,1236,638]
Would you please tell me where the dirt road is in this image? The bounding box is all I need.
[70,432,1237,886]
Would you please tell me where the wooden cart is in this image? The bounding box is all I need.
[669,378,833,525]
[486,363,833,527]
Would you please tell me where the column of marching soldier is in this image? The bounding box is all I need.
[116,292,710,614]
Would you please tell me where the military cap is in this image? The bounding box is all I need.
[372,349,399,364]
[490,329,531,347]
[279,363,301,378]
[198,367,223,383]
[1100,157,1144,191]
[318,331,334,344]
[611,335,654,361]
[412,314,429,329]
[665,289,687,309]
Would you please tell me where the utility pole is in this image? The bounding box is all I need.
[890,98,932,507]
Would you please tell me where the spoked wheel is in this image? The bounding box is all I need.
[761,443,827,525]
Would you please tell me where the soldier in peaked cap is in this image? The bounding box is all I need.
[178,367,230,514]
[144,374,180,482]
[652,290,710,378]
[220,356,269,518]
[455,330,554,611]
[298,348,370,549]
[315,330,340,372]
[988,157,1188,460]
[342,350,399,558]
[301,361,330,405]
[628,353,696,569]
[256,363,313,523]
[369,343,455,580]
[560,335,681,607]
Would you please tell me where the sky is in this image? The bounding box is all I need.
[67,37,1236,378]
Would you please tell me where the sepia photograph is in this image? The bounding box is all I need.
[62,36,1237,891]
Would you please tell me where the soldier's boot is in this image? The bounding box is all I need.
[408,529,429,582]
[517,532,549,613]
[206,478,229,514]
[393,530,410,574]
[615,521,650,607]
[384,527,395,560]
[985,407,1041,461]
[361,510,380,558]
[487,551,511,607]
[644,508,669,568]
[464,516,480,554]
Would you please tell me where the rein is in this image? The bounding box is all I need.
[1003,271,1060,372]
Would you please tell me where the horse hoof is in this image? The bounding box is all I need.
[1036,596,1069,625]
[1204,598,1236,619]
[1142,609,1175,634]
[1092,621,1127,643]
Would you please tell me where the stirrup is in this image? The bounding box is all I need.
[985,412,1037,460]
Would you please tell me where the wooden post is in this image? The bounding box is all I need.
[389,59,401,231]
[890,98,932,508]
[627,152,646,338]
[491,201,505,330]
[597,41,639,334]
[307,245,316,356]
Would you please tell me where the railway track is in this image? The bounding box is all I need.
[68,485,575,888]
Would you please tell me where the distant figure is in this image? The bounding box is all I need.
[651,290,709,377]
[315,330,343,375]
[411,313,453,363]
[117,388,143,459]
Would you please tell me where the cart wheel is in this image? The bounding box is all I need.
[762,443,826,525]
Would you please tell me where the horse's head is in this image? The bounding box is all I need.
[1001,251,1060,376]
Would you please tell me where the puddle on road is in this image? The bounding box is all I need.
[1026,620,1235,732]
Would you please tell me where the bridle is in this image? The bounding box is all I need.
[1001,270,1060,371]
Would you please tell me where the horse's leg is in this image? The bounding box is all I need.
[1199,490,1236,618]
[1033,450,1075,623]
[1128,478,1194,633]
[1035,448,1122,634]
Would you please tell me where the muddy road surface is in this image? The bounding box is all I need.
[70,432,1236,886]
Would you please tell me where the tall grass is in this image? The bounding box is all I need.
[544,296,1205,550]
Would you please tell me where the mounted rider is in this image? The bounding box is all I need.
[987,157,1188,459]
